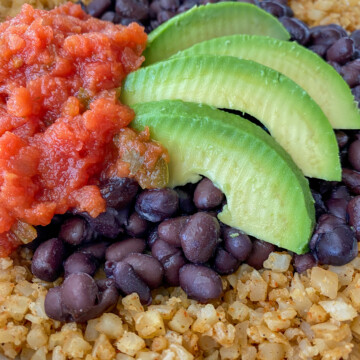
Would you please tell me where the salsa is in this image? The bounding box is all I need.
[0,3,167,257]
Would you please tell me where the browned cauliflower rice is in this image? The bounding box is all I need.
[1,1,360,359]
[1,248,360,359]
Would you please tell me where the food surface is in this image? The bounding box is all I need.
[2,0,360,359]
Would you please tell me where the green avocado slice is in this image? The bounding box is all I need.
[143,2,290,66]
[171,34,360,130]
[131,100,315,254]
[121,55,341,181]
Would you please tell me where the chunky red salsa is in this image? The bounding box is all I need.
[0,3,167,257]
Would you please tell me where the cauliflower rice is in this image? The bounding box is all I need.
[1,247,360,359]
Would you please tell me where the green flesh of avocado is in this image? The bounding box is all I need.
[172,34,360,130]
[143,2,290,66]
[121,55,341,181]
[131,100,315,254]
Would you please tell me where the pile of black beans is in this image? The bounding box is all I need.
[27,0,360,322]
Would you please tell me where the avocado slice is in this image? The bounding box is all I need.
[172,35,360,130]
[143,2,290,66]
[131,100,315,254]
[121,55,341,181]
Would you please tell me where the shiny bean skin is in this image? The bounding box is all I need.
[64,252,97,277]
[193,178,224,210]
[44,287,70,322]
[309,44,328,57]
[342,168,360,194]
[336,131,349,148]
[125,212,149,237]
[31,238,65,282]
[223,226,252,261]
[158,216,188,247]
[325,198,348,221]
[147,226,159,248]
[331,185,351,201]
[309,213,345,250]
[78,241,109,260]
[348,139,360,172]
[104,260,117,278]
[341,60,360,87]
[135,188,179,222]
[315,225,358,266]
[59,217,93,245]
[74,279,118,323]
[116,0,149,20]
[62,273,98,318]
[151,239,179,262]
[179,264,223,303]
[213,248,240,275]
[87,0,111,17]
[85,208,123,239]
[180,212,220,263]
[100,177,139,209]
[279,17,309,45]
[293,253,317,273]
[105,238,146,262]
[113,262,151,304]
[326,37,354,64]
[246,239,275,270]
[310,25,344,48]
[124,253,164,289]
[259,1,292,18]
[162,252,187,286]
[347,196,360,239]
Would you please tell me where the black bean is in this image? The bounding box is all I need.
[342,168,360,194]
[336,131,349,148]
[179,264,223,302]
[124,253,164,289]
[101,11,116,22]
[44,287,70,322]
[119,17,142,25]
[158,216,188,247]
[237,0,259,4]
[309,25,343,48]
[326,37,354,64]
[279,17,309,45]
[246,239,275,269]
[293,253,317,273]
[59,217,93,246]
[159,0,180,11]
[83,208,123,239]
[105,238,146,262]
[213,248,240,275]
[193,178,224,210]
[125,212,149,237]
[74,279,118,323]
[175,186,197,214]
[309,213,345,251]
[308,44,328,58]
[104,260,117,278]
[147,226,159,248]
[315,225,358,266]
[151,239,179,262]
[331,185,351,201]
[341,60,360,87]
[78,241,109,260]
[100,177,139,209]
[180,212,220,263]
[157,9,174,23]
[162,252,186,286]
[349,139,360,171]
[222,226,252,261]
[115,0,149,20]
[325,198,348,221]
[149,0,162,17]
[347,196,360,239]
[31,238,65,282]
[135,188,178,222]
[311,190,327,219]
[259,1,290,18]
[113,262,151,304]
[177,0,199,13]
[327,60,342,73]
[62,273,98,317]
[64,252,97,278]
[87,0,111,17]
[351,29,360,49]
[352,86,360,105]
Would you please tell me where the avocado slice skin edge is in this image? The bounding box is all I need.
[130,100,315,254]
[121,54,341,182]
[143,2,290,66]
[171,34,360,130]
